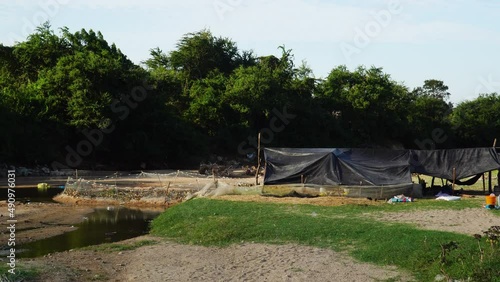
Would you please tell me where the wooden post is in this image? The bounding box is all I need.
[75,169,78,179]
[489,171,493,194]
[431,177,435,188]
[452,168,456,195]
[166,181,171,195]
[255,132,261,186]
[212,166,216,183]
[483,173,486,193]
[494,139,498,194]
[157,173,163,187]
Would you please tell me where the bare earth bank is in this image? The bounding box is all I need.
[23,236,413,282]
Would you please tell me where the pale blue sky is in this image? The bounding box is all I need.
[1,0,499,103]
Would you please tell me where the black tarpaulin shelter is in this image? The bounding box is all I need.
[410,148,500,180]
[264,148,411,186]
[264,147,500,186]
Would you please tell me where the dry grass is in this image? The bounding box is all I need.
[215,194,385,206]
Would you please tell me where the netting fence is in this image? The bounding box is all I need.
[60,170,260,204]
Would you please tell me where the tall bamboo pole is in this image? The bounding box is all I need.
[452,167,456,195]
[483,174,486,193]
[255,133,261,186]
[489,171,492,194]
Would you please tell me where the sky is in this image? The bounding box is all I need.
[1,0,499,104]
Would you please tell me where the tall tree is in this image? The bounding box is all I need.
[407,80,454,148]
[12,22,69,81]
[169,30,240,80]
[412,79,450,100]
[316,66,411,146]
[451,93,500,147]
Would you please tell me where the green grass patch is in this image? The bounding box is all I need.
[151,198,500,281]
[80,239,157,252]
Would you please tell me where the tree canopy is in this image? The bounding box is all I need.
[0,23,495,169]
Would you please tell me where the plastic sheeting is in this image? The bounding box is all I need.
[264,147,500,186]
[264,148,411,186]
[410,148,500,180]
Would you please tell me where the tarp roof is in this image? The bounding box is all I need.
[409,148,500,180]
[264,147,500,186]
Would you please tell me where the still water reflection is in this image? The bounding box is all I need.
[19,207,162,258]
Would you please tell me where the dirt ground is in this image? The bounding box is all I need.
[1,193,498,281]
[22,236,413,282]
[376,207,500,236]
[0,202,94,244]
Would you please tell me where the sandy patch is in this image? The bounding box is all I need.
[22,236,412,282]
[376,207,500,235]
[121,241,412,282]
[0,202,94,244]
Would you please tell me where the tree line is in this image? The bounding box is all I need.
[1,23,498,169]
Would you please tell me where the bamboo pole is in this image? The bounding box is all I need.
[497,171,499,193]
[452,168,456,195]
[483,173,486,193]
[255,132,261,186]
[493,138,497,195]
[166,181,171,195]
[213,166,216,183]
[157,173,163,187]
[489,171,492,194]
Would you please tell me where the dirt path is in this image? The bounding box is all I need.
[120,239,412,282]
[22,236,412,282]
[376,207,500,235]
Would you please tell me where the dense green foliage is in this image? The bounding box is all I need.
[1,23,498,169]
[151,198,500,281]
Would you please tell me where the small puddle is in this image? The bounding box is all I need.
[0,187,64,203]
[18,207,162,258]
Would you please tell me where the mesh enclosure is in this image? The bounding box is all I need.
[61,171,211,204]
[60,171,260,204]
